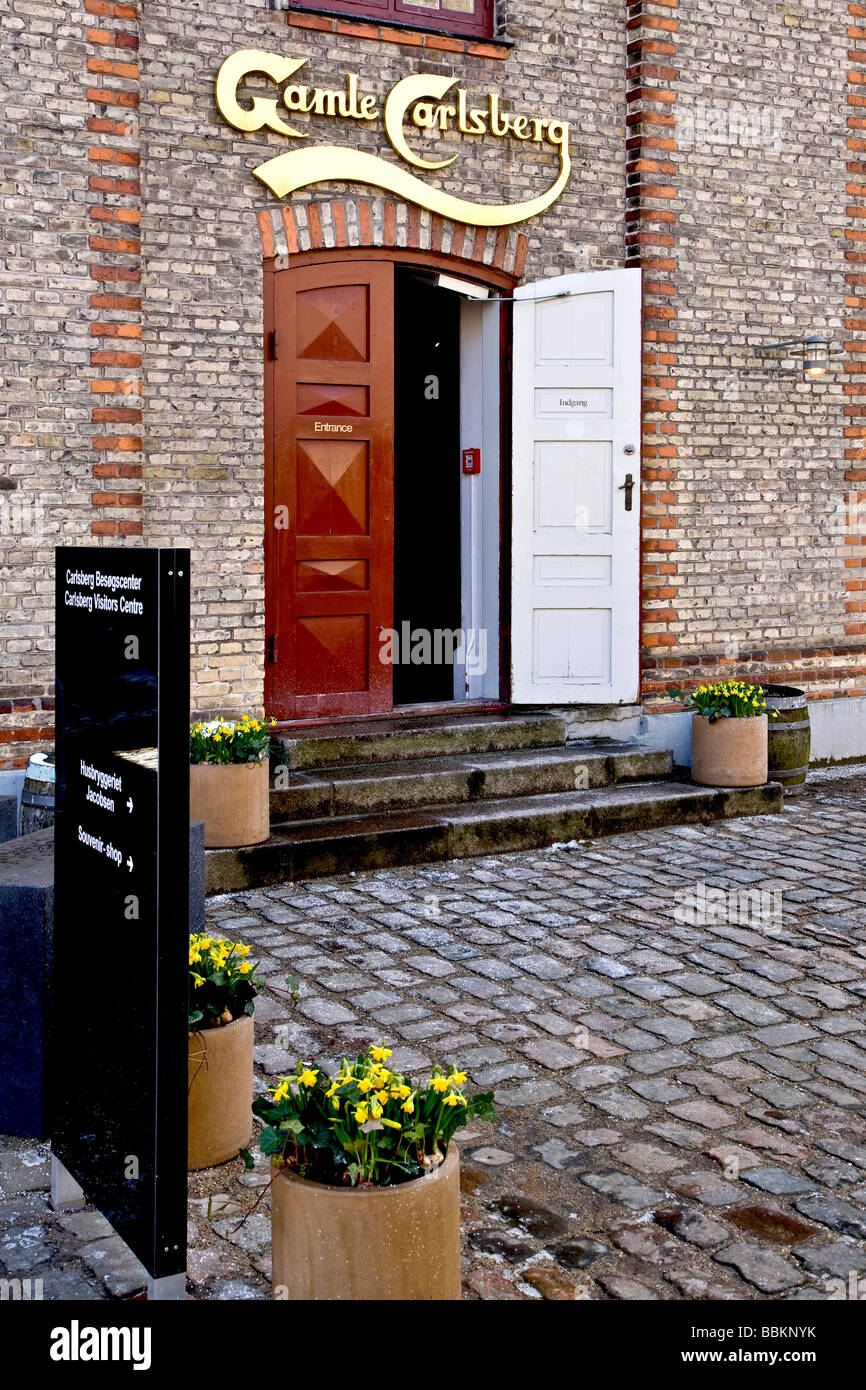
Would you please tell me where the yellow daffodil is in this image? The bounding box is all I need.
[260,1042,484,1185]
[370,1045,392,1062]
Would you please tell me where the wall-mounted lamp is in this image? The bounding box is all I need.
[763,333,844,380]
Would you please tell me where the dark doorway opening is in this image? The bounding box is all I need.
[392,269,462,705]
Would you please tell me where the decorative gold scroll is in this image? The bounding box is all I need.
[252,143,570,228]
[215,49,572,227]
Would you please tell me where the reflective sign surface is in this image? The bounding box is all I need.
[53,547,189,1283]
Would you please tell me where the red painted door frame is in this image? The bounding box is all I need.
[264,250,514,723]
[266,260,394,719]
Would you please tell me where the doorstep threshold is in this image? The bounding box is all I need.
[271,700,508,731]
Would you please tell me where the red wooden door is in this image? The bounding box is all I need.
[266,261,394,719]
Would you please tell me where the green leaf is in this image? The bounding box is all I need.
[259,1126,284,1155]
[467,1090,497,1123]
[251,1095,273,1121]
[238,1147,254,1171]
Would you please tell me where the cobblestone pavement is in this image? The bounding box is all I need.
[3,764,866,1301]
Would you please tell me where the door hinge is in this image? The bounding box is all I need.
[267,330,280,360]
[267,634,279,664]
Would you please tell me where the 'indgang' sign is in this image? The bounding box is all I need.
[215,49,571,227]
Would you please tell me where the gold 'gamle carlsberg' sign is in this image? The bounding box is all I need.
[215,50,571,226]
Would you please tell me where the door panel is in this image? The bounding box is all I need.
[511,268,642,704]
[267,261,394,718]
[296,439,369,536]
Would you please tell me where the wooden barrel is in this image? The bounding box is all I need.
[762,685,810,795]
[19,752,55,835]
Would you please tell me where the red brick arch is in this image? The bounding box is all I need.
[256,195,529,280]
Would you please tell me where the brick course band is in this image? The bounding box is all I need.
[256,197,528,277]
[643,644,866,705]
[847,2,866,637]
[85,0,143,540]
[285,9,510,60]
[626,0,680,690]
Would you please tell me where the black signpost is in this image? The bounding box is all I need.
[53,547,190,1299]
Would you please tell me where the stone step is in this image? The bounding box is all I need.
[269,741,674,820]
[272,709,567,770]
[205,778,783,894]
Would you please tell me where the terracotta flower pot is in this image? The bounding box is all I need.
[189,759,269,848]
[271,1143,461,1301]
[691,713,768,788]
[188,1015,254,1170]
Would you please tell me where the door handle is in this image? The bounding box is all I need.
[619,473,635,512]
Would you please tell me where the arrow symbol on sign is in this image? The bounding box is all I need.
[126,797,133,813]
[126,856,133,872]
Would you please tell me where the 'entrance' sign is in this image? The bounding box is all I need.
[53,547,190,1297]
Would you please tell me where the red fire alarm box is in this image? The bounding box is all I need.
[462,447,481,475]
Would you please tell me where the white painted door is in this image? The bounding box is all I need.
[511,268,642,704]
[457,297,500,701]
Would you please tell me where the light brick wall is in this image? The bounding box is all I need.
[635,0,866,706]
[1,0,93,762]
[845,1,866,653]
[136,0,628,719]
[2,0,865,764]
